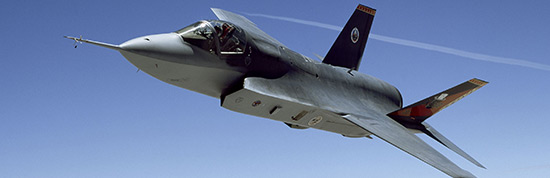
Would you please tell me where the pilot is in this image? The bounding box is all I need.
[219,23,234,44]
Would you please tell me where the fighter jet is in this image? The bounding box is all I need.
[65,4,486,177]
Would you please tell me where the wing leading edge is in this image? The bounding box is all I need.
[343,112,476,178]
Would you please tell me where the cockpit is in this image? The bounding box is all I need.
[176,20,247,56]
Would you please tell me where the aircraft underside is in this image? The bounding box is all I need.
[221,81,373,138]
[120,50,244,98]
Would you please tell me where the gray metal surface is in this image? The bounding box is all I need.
[65,4,486,177]
[211,7,483,177]
[223,69,476,177]
[423,122,486,169]
[344,114,476,178]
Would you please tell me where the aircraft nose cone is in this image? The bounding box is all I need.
[120,33,194,57]
[119,36,150,51]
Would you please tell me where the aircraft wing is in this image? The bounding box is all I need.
[343,112,476,178]
[222,71,477,177]
[211,8,286,48]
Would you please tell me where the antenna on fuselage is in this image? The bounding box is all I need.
[347,68,355,76]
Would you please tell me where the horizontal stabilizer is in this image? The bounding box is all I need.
[388,78,488,124]
[387,78,488,169]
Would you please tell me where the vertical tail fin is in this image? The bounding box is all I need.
[322,4,376,70]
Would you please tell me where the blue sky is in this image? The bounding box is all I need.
[1,0,549,177]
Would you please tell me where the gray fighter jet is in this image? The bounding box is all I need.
[66,4,487,177]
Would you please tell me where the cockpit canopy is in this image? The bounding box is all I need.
[176,20,246,55]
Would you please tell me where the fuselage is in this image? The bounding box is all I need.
[65,5,486,176]
[64,5,486,176]
[118,20,403,136]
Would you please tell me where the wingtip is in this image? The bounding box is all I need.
[478,164,487,169]
[469,78,489,86]
[470,159,486,169]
